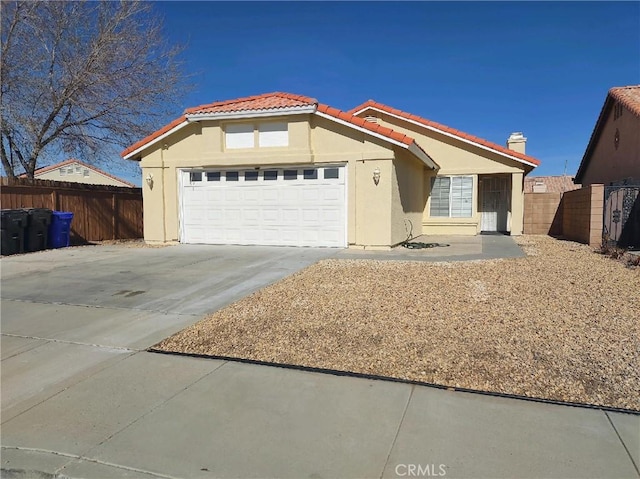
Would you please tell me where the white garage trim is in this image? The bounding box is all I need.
[179,164,347,247]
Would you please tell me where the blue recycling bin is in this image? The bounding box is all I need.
[48,211,74,248]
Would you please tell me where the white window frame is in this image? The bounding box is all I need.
[430,175,473,218]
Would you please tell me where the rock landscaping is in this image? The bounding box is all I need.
[156,235,640,411]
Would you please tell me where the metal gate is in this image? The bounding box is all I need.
[603,186,640,250]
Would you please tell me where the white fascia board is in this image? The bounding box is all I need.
[408,143,439,170]
[185,105,317,121]
[356,106,539,168]
[123,120,190,160]
[315,111,436,169]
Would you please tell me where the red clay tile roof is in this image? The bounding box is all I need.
[316,103,414,147]
[349,100,541,167]
[121,115,187,159]
[575,85,640,183]
[609,85,640,117]
[19,159,136,187]
[524,176,581,193]
[186,92,317,115]
[122,93,432,162]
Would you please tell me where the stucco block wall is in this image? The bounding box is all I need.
[523,192,563,235]
[580,106,640,186]
[561,185,604,246]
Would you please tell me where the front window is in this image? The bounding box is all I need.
[430,176,473,217]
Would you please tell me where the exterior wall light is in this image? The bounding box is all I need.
[145,173,154,188]
[373,167,381,185]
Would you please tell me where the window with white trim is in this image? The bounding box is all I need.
[225,122,289,149]
[225,124,254,149]
[430,176,473,218]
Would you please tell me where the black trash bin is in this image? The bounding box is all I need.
[23,208,53,252]
[1,209,29,255]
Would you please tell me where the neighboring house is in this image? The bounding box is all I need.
[524,176,581,193]
[575,85,640,186]
[20,159,136,188]
[122,92,540,248]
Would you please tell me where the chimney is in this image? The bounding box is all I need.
[507,132,527,154]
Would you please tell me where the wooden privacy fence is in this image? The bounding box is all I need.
[1,177,143,243]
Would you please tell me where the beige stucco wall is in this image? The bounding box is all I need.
[138,114,409,247]
[36,164,133,187]
[391,149,426,244]
[580,103,640,186]
[361,112,529,235]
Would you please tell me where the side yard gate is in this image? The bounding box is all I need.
[604,185,640,249]
[1,177,143,244]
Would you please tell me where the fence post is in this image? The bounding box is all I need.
[112,193,117,240]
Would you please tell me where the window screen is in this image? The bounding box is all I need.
[450,177,473,217]
[430,177,451,217]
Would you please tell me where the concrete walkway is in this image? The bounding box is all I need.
[2,242,639,478]
[2,351,638,479]
[336,234,525,262]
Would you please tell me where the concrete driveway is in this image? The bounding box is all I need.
[2,243,639,478]
[1,244,336,421]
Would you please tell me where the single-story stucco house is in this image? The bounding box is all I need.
[122,92,540,248]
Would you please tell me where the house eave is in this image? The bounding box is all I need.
[354,106,539,169]
[314,111,437,169]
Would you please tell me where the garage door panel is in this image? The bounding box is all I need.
[181,167,345,247]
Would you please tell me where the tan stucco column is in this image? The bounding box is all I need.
[141,166,167,243]
[510,172,524,235]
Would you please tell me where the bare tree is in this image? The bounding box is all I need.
[1,1,188,178]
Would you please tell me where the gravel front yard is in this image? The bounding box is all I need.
[156,236,640,411]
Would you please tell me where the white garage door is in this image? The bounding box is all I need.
[180,166,346,247]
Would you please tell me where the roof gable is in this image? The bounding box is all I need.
[21,159,136,187]
[349,100,541,168]
[575,85,640,183]
[121,92,438,168]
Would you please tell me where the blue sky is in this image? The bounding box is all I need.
[113,2,640,184]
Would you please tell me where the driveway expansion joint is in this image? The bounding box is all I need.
[0,298,203,316]
[1,333,140,353]
[76,357,229,462]
[605,411,640,476]
[380,384,414,479]
[0,446,179,479]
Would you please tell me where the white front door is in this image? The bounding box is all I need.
[180,166,346,247]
